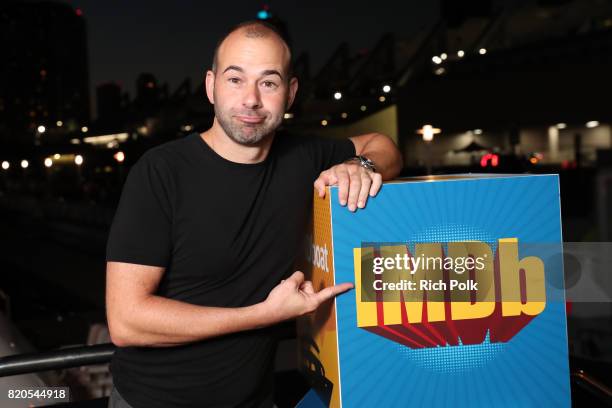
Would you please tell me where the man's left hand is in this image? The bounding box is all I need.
[314,162,382,211]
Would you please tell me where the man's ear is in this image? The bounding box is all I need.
[205,70,215,104]
[286,76,299,111]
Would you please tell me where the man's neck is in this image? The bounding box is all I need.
[200,119,275,164]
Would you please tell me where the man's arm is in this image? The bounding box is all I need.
[106,262,352,347]
[314,132,402,211]
[349,132,403,180]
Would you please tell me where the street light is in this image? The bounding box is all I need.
[37,125,46,133]
[333,92,342,100]
[457,50,465,58]
[479,48,487,55]
[75,155,83,165]
[1,161,9,170]
[382,85,391,93]
[81,126,88,133]
[114,151,125,163]
[586,121,599,128]
[21,160,29,169]
[417,124,441,142]
[44,158,53,168]
[417,125,441,175]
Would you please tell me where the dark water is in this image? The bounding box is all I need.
[0,209,107,350]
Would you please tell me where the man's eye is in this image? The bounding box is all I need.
[262,81,278,89]
[228,77,241,84]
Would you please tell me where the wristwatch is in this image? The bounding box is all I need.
[345,155,377,172]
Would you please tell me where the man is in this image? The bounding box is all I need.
[105,20,402,408]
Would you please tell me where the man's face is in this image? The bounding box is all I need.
[206,31,297,145]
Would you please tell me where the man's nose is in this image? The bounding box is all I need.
[242,83,262,110]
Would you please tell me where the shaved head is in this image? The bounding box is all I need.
[211,20,293,78]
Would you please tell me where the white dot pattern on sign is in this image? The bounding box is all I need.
[396,332,505,373]
[394,223,504,373]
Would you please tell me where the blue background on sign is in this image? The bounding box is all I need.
[329,175,570,408]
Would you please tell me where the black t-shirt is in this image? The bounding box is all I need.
[105,131,355,408]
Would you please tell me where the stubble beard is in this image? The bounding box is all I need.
[214,105,284,146]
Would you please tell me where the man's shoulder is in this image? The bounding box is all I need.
[274,130,353,154]
[275,130,332,151]
[138,133,196,170]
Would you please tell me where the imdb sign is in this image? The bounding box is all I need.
[297,174,570,408]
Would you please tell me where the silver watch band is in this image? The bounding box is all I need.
[345,155,377,172]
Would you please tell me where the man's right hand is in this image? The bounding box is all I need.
[261,271,354,323]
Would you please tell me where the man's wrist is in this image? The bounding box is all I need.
[344,155,377,172]
[248,300,276,329]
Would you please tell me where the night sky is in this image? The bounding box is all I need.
[59,0,439,111]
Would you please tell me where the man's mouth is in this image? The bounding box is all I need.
[235,115,265,124]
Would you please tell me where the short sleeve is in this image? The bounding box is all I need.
[304,135,356,173]
[106,151,174,267]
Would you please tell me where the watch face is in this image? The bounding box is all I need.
[346,156,376,172]
[357,156,376,171]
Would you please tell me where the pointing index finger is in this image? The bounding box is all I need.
[315,282,354,303]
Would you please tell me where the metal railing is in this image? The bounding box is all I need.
[0,343,611,406]
[0,343,115,377]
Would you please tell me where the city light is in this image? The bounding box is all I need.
[321,119,328,126]
[114,151,125,163]
[54,153,60,159]
[341,112,348,119]
[37,125,46,133]
[432,56,442,64]
[586,120,599,128]
[283,113,294,119]
[435,67,446,75]
[1,161,9,170]
[458,50,465,58]
[440,53,448,60]
[181,124,193,132]
[56,120,63,127]
[44,158,53,168]
[556,123,567,129]
[473,129,483,135]
[21,160,29,169]
[417,124,441,142]
[360,105,367,111]
[479,48,487,55]
[83,132,128,146]
[378,96,386,102]
[75,155,83,166]
[81,126,88,133]
[480,153,499,167]
[333,92,342,100]
[382,84,391,93]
